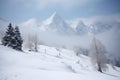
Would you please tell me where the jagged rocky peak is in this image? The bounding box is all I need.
[48,12,64,23]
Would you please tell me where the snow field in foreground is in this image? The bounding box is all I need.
[0,45,120,80]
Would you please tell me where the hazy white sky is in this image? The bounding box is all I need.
[0,0,120,23]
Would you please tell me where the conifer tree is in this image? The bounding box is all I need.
[2,23,16,48]
[14,26,23,51]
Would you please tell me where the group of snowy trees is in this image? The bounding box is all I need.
[1,23,40,52]
[1,23,23,51]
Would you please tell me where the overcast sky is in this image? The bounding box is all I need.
[0,0,120,23]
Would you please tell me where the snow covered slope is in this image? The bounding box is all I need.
[0,45,120,80]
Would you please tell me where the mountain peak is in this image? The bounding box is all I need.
[49,12,63,22]
[51,12,58,16]
[51,12,59,18]
[43,12,64,25]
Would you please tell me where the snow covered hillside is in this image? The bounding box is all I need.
[0,45,120,80]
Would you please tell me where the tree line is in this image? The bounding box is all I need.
[1,23,40,52]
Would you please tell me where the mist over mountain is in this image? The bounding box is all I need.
[0,13,120,59]
[1,12,119,36]
[0,13,120,36]
[1,0,120,79]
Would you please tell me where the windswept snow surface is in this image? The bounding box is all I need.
[0,45,120,80]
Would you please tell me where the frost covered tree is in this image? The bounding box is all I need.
[33,34,38,52]
[2,23,16,48]
[14,26,23,51]
[90,37,107,72]
[26,35,33,51]
[26,34,39,52]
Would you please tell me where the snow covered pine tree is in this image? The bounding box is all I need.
[14,26,23,51]
[2,23,16,48]
[2,23,23,51]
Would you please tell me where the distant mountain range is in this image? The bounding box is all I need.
[0,12,120,36]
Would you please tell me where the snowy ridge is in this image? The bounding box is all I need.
[75,21,88,35]
[69,20,89,35]
[0,45,120,80]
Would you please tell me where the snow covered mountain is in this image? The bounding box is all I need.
[75,22,88,35]
[0,13,119,36]
[40,12,75,35]
[69,20,88,35]
[69,19,117,35]
[88,22,113,34]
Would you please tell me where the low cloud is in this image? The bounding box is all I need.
[80,14,120,25]
[19,14,120,58]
